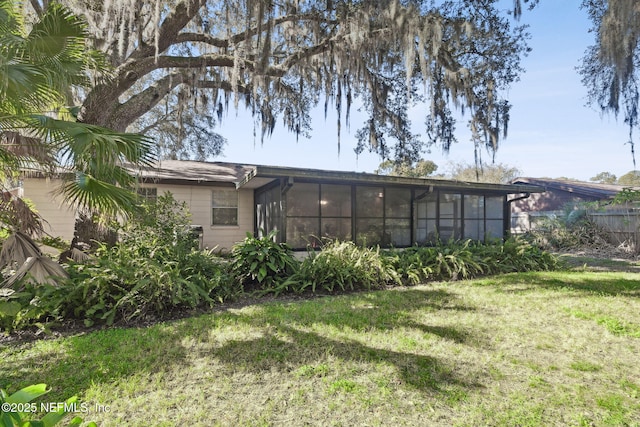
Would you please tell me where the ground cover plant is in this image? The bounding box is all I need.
[1,235,559,332]
[0,193,237,331]
[1,267,638,426]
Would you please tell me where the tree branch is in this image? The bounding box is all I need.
[110,73,185,131]
[173,13,334,50]
[129,0,205,60]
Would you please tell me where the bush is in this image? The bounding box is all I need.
[523,210,605,250]
[294,240,401,293]
[471,238,558,274]
[386,240,484,284]
[55,193,237,326]
[0,285,52,333]
[386,238,558,285]
[231,231,299,292]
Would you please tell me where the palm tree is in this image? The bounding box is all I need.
[0,1,154,285]
[0,0,153,224]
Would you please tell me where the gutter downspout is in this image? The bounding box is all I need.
[506,192,531,238]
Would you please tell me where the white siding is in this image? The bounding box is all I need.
[139,184,253,251]
[21,178,254,252]
[22,178,76,242]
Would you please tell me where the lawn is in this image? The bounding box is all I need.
[1,270,639,426]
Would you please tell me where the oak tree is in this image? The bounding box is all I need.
[23,0,532,163]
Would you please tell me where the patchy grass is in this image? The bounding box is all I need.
[1,271,640,426]
[558,253,640,273]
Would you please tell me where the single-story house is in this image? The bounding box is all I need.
[510,177,629,213]
[22,161,543,250]
[509,177,640,240]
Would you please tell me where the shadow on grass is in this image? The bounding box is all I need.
[195,288,485,392]
[1,287,483,400]
[1,324,191,401]
[475,271,640,297]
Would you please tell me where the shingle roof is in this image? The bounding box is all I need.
[511,177,631,199]
[135,160,256,184]
[135,160,543,194]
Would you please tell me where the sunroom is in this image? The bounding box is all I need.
[244,165,543,249]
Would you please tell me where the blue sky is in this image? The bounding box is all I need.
[212,1,634,181]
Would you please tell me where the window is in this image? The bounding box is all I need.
[212,189,238,225]
[485,196,504,240]
[462,194,504,241]
[286,183,320,248]
[137,187,157,202]
[320,184,351,241]
[463,195,484,240]
[256,184,282,241]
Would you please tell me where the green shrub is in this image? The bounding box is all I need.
[386,238,557,285]
[523,210,604,250]
[55,194,237,326]
[294,240,401,293]
[387,240,484,283]
[59,244,235,326]
[0,285,53,333]
[231,231,298,292]
[471,238,558,274]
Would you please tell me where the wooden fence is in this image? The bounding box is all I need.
[587,209,640,250]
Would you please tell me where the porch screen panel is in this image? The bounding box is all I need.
[355,186,384,246]
[439,193,461,241]
[485,196,505,240]
[286,183,320,248]
[256,185,282,241]
[414,193,437,244]
[320,184,351,241]
[463,195,484,240]
[385,188,412,246]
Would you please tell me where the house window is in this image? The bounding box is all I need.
[462,195,504,241]
[256,184,282,241]
[463,195,484,240]
[212,189,238,226]
[485,196,504,239]
[137,187,157,202]
[286,183,320,248]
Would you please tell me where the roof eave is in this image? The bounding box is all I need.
[251,166,544,193]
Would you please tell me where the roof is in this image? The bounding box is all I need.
[511,177,632,199]
[137,160,543,194]
[135,160,255,185]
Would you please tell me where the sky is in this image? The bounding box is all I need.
[211,1,635,182]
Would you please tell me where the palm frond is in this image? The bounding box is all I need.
[3,255,68,288]
[0,231,42,270]
[0,191,46,236]
[59,173,141,217]
[31,115,155,167]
